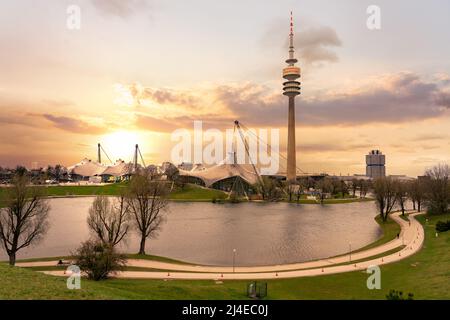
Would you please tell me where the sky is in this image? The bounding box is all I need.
[0,0,450,177]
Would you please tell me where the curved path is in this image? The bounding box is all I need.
[18,211,425,280]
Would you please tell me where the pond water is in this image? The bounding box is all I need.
[0,197,382,266]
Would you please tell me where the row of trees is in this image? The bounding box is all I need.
[373,164,449,221]
[0,170,169,267]
[257,176,370,203]
[0,165,69,182]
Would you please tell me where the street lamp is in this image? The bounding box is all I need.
[233,249,237,273]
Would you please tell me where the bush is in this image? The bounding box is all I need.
[73,240,127,281]
[386,289,414,300]
[435,220,450,233]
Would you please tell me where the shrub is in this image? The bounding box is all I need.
[435,220,450,233]
[73,240,127,281]
[386,289,414,300]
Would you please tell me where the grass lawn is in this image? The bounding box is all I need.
[168,184,227,201]
[0,183,227,202]
[1,213,449,299]
[1,183,373,204]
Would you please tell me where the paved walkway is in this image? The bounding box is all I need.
[18,211,424,280]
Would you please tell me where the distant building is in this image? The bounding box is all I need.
[366,150,386,178]
[178,162,193,171]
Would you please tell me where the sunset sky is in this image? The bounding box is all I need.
[1,0,450,176]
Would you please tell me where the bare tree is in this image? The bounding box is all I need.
[126,172,169,255]
[395,180,408,216]
[0,175,50,265]
[256,177,283,201]
[295,178,307,203]
[373,177,397,222]
[283,181,296,202]
[351,179,358,197]
[87,195,130,248]
[409,179,425,212]
[315,178,332,204]
[359,179,370,198]
[424,164,450,215]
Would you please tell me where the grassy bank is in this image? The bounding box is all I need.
[0,183,227,202]
[0,183,373,204]
[2,213,449,299]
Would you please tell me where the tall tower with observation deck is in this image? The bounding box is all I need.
[283,11,301,182]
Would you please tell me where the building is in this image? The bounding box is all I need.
[366,150,386,178]
[178,152,259,191]
[68,158,134,182]
[283,12,301,182]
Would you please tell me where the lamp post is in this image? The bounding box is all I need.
[233,249,237,273]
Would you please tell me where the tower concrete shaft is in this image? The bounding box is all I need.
[282,11,301,182]
[287,97,296,181]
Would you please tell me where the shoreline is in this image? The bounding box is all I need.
[10,211,406,272]
[12,211,423,279]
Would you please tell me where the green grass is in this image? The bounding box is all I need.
[7,254,192,265]
[0,183,128,198]
[168,184,227,201]
[2,213,450,300]
[1,183,227,202]
[125,254,194,265]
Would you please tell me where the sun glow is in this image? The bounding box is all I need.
[101,131,144,162]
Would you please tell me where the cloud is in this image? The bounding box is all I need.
[90,0,150,18]
[42,114,107,134]
[261,19,342,65]
[124,83,201,110]
[412,133,448,141]
[217,72,450,127]
[435,91,450,108]
[135,114,180,132]
[134,114,234,132]
[41,99,74,108]
[121,71,450,134]
[294,26,342,64]
[278,142,373,154]
[0,114,37,127]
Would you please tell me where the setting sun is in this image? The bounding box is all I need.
[101,131,143,162]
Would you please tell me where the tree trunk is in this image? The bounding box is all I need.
[9,253,16,266]
[418,201,421,212]
[412,200,416,210]
[381,208,386,222]
[401,203,405,216]
[138,236,146,255]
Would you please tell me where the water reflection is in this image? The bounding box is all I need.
[1,198,381,266]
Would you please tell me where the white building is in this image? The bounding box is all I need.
[366,150,386,179]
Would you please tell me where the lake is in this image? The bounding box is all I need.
[0,197,381,266]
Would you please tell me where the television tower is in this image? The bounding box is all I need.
[283,11,301,182]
